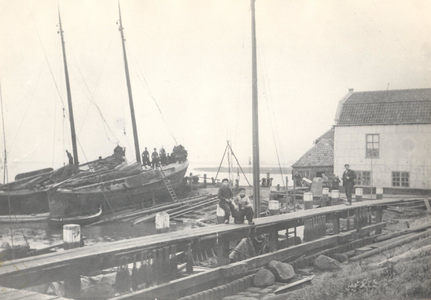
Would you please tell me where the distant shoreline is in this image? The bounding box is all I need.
[193,166,292,175]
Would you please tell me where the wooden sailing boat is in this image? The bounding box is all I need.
[47,5,189,220]
[0,10,126,222]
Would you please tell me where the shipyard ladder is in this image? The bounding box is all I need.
[157,164,179,202]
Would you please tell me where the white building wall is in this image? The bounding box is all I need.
[334,124,431,189]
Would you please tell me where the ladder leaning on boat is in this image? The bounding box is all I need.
[157,164,178,202]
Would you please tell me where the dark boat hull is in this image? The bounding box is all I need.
[48,161,189,218]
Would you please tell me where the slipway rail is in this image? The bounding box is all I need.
[0,197,421,299]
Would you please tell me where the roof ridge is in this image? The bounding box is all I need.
[352,87,431,94]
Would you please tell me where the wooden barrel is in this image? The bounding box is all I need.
[268,200,280,215]
[63,224,81,250]
[155,212,170,234]
[355,188,363,202]
[376,187,383,200]
[321,188,329,207]
[331,190,339,205]
[303,192,313,210]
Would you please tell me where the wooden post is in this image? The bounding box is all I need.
[347,211,351,231]
[375,207,383,234]
[170,245,178,280]
[203,174,207,188]
[376,187,383,200]
[186,243,193,273]
[152,249,158,285]
[333,213,340,234]
[217,237,229,266]
[269,230,278,252]
[285,176,289,213]
[293,179,297,212]
[63,224,81,298]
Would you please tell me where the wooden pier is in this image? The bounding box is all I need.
[0,197,421,299]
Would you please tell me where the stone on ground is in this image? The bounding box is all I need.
[253,268,275,287]
[332,253,349,263]
[314,255,341,270]
[267,260,296,282]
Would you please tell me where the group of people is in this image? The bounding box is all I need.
[141,145,188,169]
[218,178,255,225]
[141,146,171,169]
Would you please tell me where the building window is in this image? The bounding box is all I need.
[354,171,371,186]
[366,134,379,158]
[392,172,409,187]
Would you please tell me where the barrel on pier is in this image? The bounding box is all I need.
[355,188,363,202]
[303,192,313,210]
[321,188,329,207]
[331,190,339,205]
[268,200,280,215]
[155,212,170,234]
[376,187,383,199]
[63,224,81,250]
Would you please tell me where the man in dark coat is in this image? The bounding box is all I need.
[342,164,356,205]
[142,147,150,168]
[151,148,159,169]
[66,150,73,165]
[218,178,233,224]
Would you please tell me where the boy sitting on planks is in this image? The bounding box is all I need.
[230,188,255,225]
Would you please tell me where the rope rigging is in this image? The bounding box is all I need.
[259,43,286,187]
[127,46,179,145]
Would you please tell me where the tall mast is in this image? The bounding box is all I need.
[118,4,141,164]
[58,11,79,166]
[251,0,261,217]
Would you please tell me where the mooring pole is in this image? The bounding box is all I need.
[251,0,261,218]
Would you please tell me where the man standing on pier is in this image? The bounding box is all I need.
[218,178,233,224]
[342,164,356,205]
[231,188,255,225]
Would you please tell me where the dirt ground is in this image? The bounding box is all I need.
[265,208,431,300]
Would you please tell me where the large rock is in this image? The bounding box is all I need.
[253,268,275,287]
[314,255,341,270]
[267,260,295,282]
[331,253,349,263]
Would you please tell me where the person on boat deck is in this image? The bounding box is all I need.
[160,146,167,166]
[142,147,151,168]
[230,188,255,225]
[166,153,171,164]
[66,150,73,165]
[342,164,357,205]
[151,148,159,169]
[218,178,233,224]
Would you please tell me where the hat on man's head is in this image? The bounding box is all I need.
[239,187,246,192]
[344,164,350,167]
[222,178,229,183]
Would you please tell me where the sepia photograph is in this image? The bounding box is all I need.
[0,0,430,299]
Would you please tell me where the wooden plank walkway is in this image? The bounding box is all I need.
[0,286,67,300]
[0,197,418,290]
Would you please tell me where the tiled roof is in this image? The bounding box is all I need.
[292,133,334,168]
[338,88,431,125]
[315,129,334,144]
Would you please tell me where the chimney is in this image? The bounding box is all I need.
[348,88,354,93]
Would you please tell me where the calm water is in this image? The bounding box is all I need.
[0,162,293,249]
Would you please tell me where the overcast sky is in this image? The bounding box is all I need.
[0,0,430,177]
